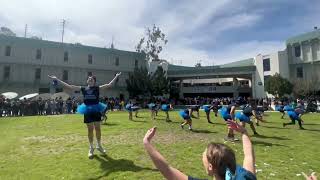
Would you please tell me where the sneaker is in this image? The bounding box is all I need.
[180,124,184,129]
[188,127,192,131]
[299,127,305,130]
[96,145,106,154]
[254,132,259,135]
[208,121,213,124]
[88,148,94,159]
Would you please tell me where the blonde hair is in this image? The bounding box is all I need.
[206,143,236,179]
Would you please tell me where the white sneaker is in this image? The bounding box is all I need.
[88,148,94,159]
[96,145,106,154]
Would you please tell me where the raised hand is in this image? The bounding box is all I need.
[227,120,247,134]
[48,75,57,79]
[115,72,122,77]
[143,127,157,144]
[302,172,317,180]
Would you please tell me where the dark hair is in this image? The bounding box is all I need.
[206,143,236,179]
[88,75,96,82]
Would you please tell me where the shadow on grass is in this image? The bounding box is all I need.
[261,126,287,130]
[191,129,216,134]
[301,128,320,132]
[89,154,157,180]
[252,134,291,140]
[102,122,119,126]
[252,140,288,147]
[131,119,147,123]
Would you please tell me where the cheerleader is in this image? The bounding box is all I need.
[148,101,157,120]
[48,72,121,159]
[283,108,305,129]
[161,103,172,122]
[220,101,240,141]
[189,105,200,119]
[235,103,261,135]
[179,108,192,130]
[126,100,140,120]
[202,105,214,124]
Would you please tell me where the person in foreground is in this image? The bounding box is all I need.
[48,72,121,159]
[143,120,256,180]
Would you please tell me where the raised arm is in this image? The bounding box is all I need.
[99,72,121,90]
[143,127,188,180]
[230,106,236,120]
[48,75,81,91]
[227,120,256,174]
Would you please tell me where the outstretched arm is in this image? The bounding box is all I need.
[99,72,121,90]
[143,127,188,180]
[227,120,256,175]
[48,75,81,91]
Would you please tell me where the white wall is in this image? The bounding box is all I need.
[253,55,266,98]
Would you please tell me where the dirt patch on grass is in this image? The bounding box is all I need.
[23,135,86,143]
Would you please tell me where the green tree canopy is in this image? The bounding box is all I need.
[135,24,168,62]
[265,73,293,97]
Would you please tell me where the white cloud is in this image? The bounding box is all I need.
[0,0,312,67]
[161,40,285,66]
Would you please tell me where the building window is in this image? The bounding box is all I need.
[3,66,10,79]
[64,51,69,62]
[36,49,42,59]
[294,45,301,57]
[88,54,93,64]
[263,58,270,72]
[35,68,41,80]
[5,46,11,56]
[296,67,303,78]
[115,57,119,66]
[63,70,68,81]
[87,72,93,77]
[135,59,138,68]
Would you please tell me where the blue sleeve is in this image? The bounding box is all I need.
[235,165,257,180]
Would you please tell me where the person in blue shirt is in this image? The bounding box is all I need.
[220,101,240,141]
[203,105,213,124]
[143,120,256,180]
[161,102,172,122]
[48,72,121,159]
[179,108,193,130]
[189,105,200,119]
[283,108,305,130]
[125,102,134,120]
[148,100,157,120]
[235,103,262,135]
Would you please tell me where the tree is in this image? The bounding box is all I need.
[0,27,16,36]
[195,62,202,67]
[125,67,152,98]
[135,24,168,62]
[292,76,319,98]
[151,66,170,96]
[265,73,293,97]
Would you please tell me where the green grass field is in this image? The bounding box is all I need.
[0,111,319,180]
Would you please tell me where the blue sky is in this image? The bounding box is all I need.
[0,0,319,66]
